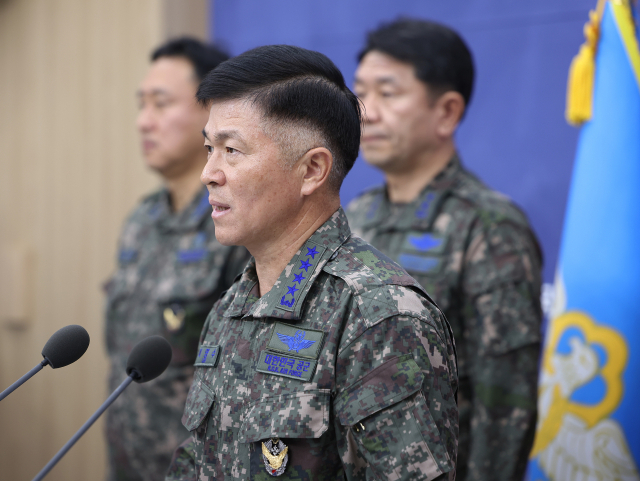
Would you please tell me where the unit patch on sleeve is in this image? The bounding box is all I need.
[256,352,317,382]
[194,343,220,367]
[267,322,324,359]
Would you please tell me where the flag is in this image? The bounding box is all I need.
[527,1,640,479]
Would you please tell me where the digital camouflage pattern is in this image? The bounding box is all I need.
[105,187,249,481]
[346,154,542,481]
[165,208,458,481]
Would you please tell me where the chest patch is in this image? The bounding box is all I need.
[267,322,324,359]
[256,352,317,382]
[194,343,220,367]
[119,249,138,264]
[177,231,207,263]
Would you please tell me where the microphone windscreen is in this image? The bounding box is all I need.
[41,325,91,369]
[126,336,172,383]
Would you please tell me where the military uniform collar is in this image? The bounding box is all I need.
[224,208,351,321]
[151,187,211,232]
[359,153,462,231]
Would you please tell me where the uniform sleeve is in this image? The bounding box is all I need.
[165,436,197,481]
[461,220,542,481]
[334,312,457,481]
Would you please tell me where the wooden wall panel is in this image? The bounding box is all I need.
[0,0,207,478]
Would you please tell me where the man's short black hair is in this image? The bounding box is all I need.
[196,44,362,191]
[359,18,475,109]
[152,37,229,82]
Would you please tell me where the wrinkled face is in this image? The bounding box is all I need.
[200,100,304,251]
[136,57,209,178]
[354,51,439,173]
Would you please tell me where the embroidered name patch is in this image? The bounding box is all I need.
[119,249,138,264]
[267,322,324,359]
[256,352,317,382]
[277,243,326,311]
[177,232,207,263]
[194,343,220,367]
[398,254,441,274]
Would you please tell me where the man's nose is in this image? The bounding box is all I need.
[137,105,155,132]
[361,95,380,124]
[201,154,226,186]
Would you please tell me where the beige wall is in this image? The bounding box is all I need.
[0,0,207,479]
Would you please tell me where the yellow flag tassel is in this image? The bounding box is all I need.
[566,1,606,126]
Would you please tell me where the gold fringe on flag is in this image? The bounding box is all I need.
[566,0,607,125]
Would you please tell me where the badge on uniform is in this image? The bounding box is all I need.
[163,305,185,332]
[261,437,288,476]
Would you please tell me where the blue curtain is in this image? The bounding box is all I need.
[211,0,595,283]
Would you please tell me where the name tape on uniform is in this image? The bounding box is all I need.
[256,352,317,382]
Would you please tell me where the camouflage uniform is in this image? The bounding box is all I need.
[165,208,458,481]
[105,187,249,481]
[346,154,542,481]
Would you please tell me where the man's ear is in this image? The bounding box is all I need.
[299,147,333,196]
[435,91,465,138]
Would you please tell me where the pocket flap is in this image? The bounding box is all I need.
[181,379,215,432]
[237,390,330,443]
[335,355,424,426]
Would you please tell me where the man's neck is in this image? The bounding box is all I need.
[252,199,340,297]
[385,141,455,204]
[164,158,207,213]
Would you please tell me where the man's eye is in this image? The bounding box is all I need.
[380,91,396,98]
[226,147,237,154]
[205,145,213,155]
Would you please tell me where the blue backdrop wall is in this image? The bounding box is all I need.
[210,0,596,284]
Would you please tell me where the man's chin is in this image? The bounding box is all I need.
[361,151,394,170]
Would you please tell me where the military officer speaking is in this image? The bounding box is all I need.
[347,19,543,481]
[104,38,249,481]
[165,45,459,480]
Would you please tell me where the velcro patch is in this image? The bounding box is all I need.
[267,322,324,359]
[194,343,220,367]
[256,351,317,382]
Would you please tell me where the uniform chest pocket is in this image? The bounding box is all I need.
[182,376,215,433]
[237,389,330,443]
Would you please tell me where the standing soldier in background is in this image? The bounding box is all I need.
[347,19,542,481]
[104,38,249,481]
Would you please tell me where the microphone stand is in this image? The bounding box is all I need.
[31,372,138,481]
[0,359,49,402]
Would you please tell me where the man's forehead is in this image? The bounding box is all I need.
[139,57,197,93]
[204,100,269,142]
[355,51,416,84]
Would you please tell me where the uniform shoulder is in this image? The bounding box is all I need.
[450,168,531,228]
[323,234,441,321]
[324,234,421,292]
[344,186,385,221]
[123,189,166,225]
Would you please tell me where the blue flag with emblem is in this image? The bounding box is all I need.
[527,1,640,479]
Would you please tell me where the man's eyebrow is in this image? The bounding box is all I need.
[136,88,171,98]
[354,76,399,86]
[202,129,244,143]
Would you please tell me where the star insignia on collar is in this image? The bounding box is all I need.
[292,273,305,284]
[286,285,299,296]
[306,246,319,259]
[299,259,312,271]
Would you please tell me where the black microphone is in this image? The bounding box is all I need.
[32,335,172,481]
[0,324,90,402]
